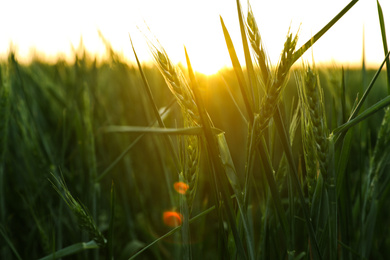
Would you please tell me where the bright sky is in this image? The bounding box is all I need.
[0,0,389,75]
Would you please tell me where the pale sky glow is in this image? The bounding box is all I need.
[0,0,389,75]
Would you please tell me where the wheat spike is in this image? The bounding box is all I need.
[255,30,299,142]
[246,5,271,87]
[298,65,329,197]
[51,174,106,247]
[149,42,201,214]
[151,46,200,125]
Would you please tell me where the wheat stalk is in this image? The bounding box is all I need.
[149,42,201,213]
[180,116,201,212]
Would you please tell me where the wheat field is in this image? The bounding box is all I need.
[1,0,390,259]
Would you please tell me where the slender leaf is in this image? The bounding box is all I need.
[220,16,254,123]
[0,226,22,260]
[235,0,257,109]
[336,130,354,197]
[128,205,215,260]
[334,95,390,135]
[107,182,115,260]
[273,108,322,260]
[348,51,390,121]
[377,0,390,93]
[39,240,99,260]
[103,125,223,136]
[292,0,359,63]
[185,47,248,259]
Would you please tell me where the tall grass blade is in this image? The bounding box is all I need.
[0,226,22,260]
[349,51,390,120]
[129,35,180,169]
[185,47,248,259]
[103,125,223,135]
[130,35,165,127]
[220,75,248,124]
[273,108,322,260]
[235,0,257,109]
[38,240,99,260]
[334,95,390,135]
[128,204,215,260]
[220,16,254,123]
[107,182,115,260]
[292,0,359,63]
[326,137,337,260]
[256,138,290,244]
[217,133,255,259]
[81,87,99,247]
[97,100,176,181]
[96,135,143,182]
[336,130,353,197]
[0,68,10,246]
[377,0,390,93]
[341,67,347,123]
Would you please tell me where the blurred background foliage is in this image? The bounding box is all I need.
[0,40,389,259]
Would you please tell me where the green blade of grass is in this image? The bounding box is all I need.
[377,0,390,93]
[179,191,191,259]
[0,225,22,260]
[360,200,379,258]
[129,34,180,170]
[273,107,322,260]
[103,125,223,136]
[107,182,115,260]
[235,0,257,109]
[292,0,359,63]
[130,35,165,128]
[257,138,290,241]
[217,133,255,259]
[326,137,337,259]
[335,51,390,147]
[38,240,99,260]
[0,69,10,243]
[96,99,176,182]
[341,67,347,123]
[185,47,248,259]
[129,203,216,260]
[348,51,390,121]
[220,16,254,124]
[336,130,353,197]
[334,95,390,135]
[96,134,143,182]
[219,74,248,124]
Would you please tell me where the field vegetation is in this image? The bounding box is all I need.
[1,0,390,259]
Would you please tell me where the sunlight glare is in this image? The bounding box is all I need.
[174,181,189,195]
[163,211,183,227]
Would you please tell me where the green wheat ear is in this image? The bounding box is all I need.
[246,4,271,88]
[50,173,106,247]
[254,29,299,143]
[298,65,329,199]
[150,44,200,125]
[147,39,201,214]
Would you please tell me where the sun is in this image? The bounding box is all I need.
[189,56,226,76]
[186,38,235,76]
